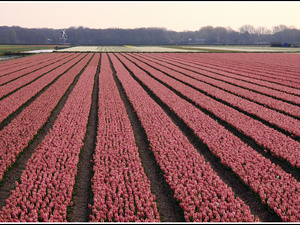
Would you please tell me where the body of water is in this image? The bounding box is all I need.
[22,49,55,53]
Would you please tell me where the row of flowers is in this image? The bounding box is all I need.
[146,53,300,105]
[136,53,300,119]
[191,53,300,81]
[159,53,300,85]
[0,53,60,77]
[116,53,300,222]
[0,53,75,98]
[125,53,300,168]
[0,53,92,181]
[129,53,300,138]
[110,53,257,222]
[90,54,160,222]
[160,53,300,91]
[0,53,85,124]
[0,53,98,222]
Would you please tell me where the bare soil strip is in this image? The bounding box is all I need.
[0,53,79,101]
[0,54,59,78]
[0,54,93,210]
[0,54,85,132]
[114,53,282,222]
[109,53,186,222]
[150,54,300,107]
[153,53,300,93]
[67,53,100,222]
[0,53,72,86]
[127,53,300,142]
[123,53,300,182]
[134,53,300,120]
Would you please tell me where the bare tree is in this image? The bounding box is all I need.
[256,26,271,35]
[272,24,288,34]
[239,24,256,34]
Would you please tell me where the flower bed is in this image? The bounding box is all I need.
[0,53,87,124]
[0,53,75,97]
[115,53,300,222]
[109,53,256,222]
[90,54,160,222]
[0,53,98,222]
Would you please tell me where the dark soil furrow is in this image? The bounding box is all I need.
[144,54,300,97]
[152,54,300,93]
[0,53,79,101]
[124,53,300,142]
[0,53,74,87]
[135,53,300,107]
[122,53,300,182]
[0,53,93,210]
[0,54,61,78]
[0,53,85,132]
[67,53,100,222]
[109,53,186,222]
[132,53,300,121]
[114,53,282,222]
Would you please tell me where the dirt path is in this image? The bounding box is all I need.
[115,53,282,222]
[0,54,91,211]
[109,53,186,222]
[0,52,291,222]
[67,54,100,222]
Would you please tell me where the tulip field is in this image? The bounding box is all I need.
[0,51,299,222]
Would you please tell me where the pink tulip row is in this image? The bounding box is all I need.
[197,53,300,78]
[0,53,93,181]
[124,53,300,167]
[199,57,300,90]
[0,54,41,70]
[142,53,300,105]
[161,53,300,81]
[0,53,87,124]
[0,53,76,97]
[0,53,60,77]
[133,53,300,119]
[0,53,54,75]
[0,51,57,66]
[0,53,99,222]
[157,53,300,90]
[90,54,160,222]
[129,53,300,138]
[109,53,257,222]
[114,53,300,222]
[0,53,74,85]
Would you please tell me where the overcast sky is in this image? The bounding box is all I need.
[0,1,299,32]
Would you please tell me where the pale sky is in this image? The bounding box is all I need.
[0,1,299,32]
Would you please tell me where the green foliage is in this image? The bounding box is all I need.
[0,45,68,56]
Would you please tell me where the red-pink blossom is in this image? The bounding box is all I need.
[0,53,98,222]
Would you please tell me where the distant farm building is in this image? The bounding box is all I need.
[270,42,293,47]
[270,42,282,47]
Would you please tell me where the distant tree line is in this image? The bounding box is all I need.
[0,24,300,45]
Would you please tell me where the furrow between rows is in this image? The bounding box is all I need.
[143,53,300,103]
[110,53,258,222]
[0,53,86,125]
[0,53,61,77]
[0,53,94,209]
[0,53,97,222]
[159,53,300,89]
[124,54,300,165]
[0,53,78,99]
[114,52,300,222]
[134,53,300,119]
